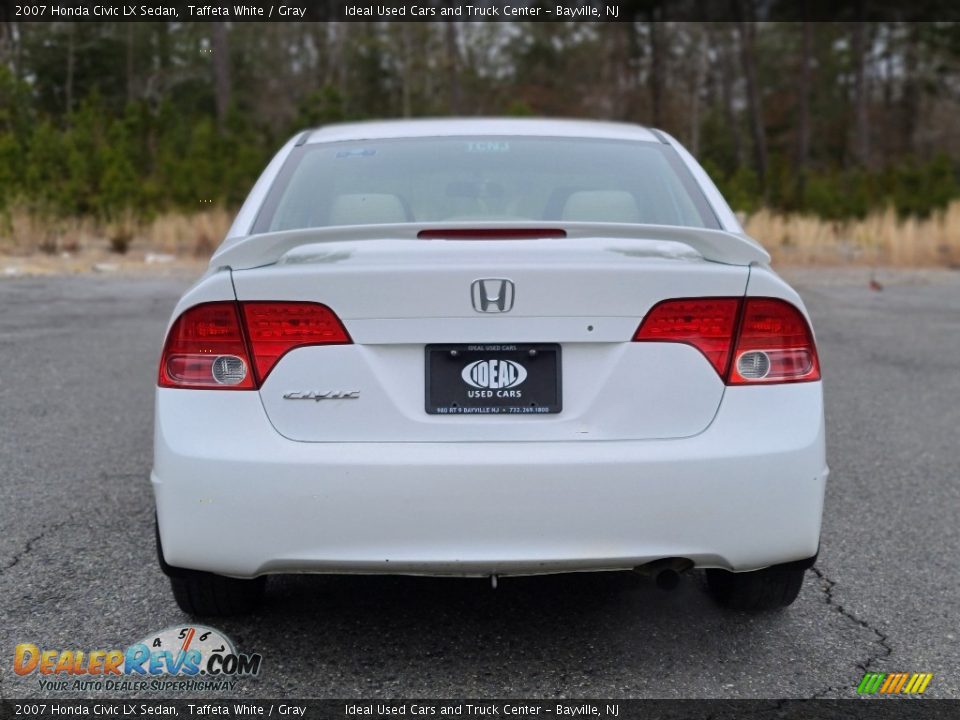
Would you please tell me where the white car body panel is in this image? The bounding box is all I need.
[257,343,725,443]
[301,117,662,145]
[153,382,826,578]
[153,119,827,580]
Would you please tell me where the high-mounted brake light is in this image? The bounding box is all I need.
[159,301,350,390]
[634,297,820,385]
[417,228,567,240]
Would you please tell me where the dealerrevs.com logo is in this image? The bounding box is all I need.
[14,625,262,692]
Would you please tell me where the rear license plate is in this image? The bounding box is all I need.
[426,344,561,415]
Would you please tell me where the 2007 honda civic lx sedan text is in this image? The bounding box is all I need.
[153,119,827,615]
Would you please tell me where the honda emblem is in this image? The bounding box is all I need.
[471,279,515,313]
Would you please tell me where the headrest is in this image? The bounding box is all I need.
[329,193,409,225]
[560,190,640,223]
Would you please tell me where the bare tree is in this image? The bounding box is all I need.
[211,22,231,132]
[445,21,462,114]
[688,25,707,155]
[796,21,813,195]
[399,24,413,118]
[0,20,17,77]
[735,5,768,184]
[851,17,870,166]
[900,22,920,156]
[126,23,135,104]
[719,24,743,166]
[648,19,665,127]
[65,23,75,116]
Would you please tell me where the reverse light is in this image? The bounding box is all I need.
[211,355,248,385]
[634,297,820,385]
[159,301,350,390]
[735,350,771,379]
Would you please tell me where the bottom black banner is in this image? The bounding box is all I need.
[1,700,958,720]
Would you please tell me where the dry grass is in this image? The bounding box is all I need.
[0,207,233,258]
[746,201,960,267]
[139,209,233,257]
[2,203,960,269]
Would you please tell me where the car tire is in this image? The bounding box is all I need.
[155,515,266,615]
[168,571,266,616]
[706,565,805,611]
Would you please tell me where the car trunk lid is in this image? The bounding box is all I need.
[230,235,750,442]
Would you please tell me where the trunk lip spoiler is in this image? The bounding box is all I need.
[212,221,769,270]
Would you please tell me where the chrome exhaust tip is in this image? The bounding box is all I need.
[633,558,694,591]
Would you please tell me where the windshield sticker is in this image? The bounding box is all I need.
[335,148,377,158]
[466,141,510,153]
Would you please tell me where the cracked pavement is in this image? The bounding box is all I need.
[0,269,958,699]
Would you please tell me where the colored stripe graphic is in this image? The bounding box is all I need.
[879,673,899,693]
[891,673,909,693]
[857,673,886,694]
[857,672,932,694]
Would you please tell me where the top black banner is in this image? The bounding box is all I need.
[3,0,960,23]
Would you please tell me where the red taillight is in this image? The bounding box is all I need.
[240,302,350,383]
[633,298,741,376]
[159,301,350,390]
[633,297,820,385]
[727,298,820,384]
[159,302,255,390]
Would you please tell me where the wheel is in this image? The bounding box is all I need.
[706,565,806,611]
[155,515,266,616]
[168,570,266,616]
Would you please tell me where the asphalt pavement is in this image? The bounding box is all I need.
[0,268,958,699]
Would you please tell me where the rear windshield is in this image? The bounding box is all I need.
[252,136,719,234]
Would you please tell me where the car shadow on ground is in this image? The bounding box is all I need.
[194,569,817,696]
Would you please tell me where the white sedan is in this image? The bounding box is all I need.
[153,119,826,615]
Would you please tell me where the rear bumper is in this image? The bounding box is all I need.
[152,383,827,578]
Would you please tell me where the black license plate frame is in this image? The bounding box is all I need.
[425,343,562,415]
